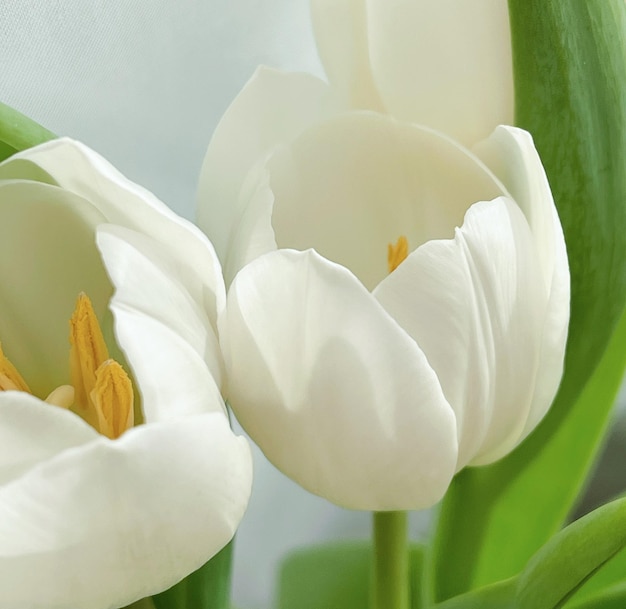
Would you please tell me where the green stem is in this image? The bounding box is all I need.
[372,511,410,609]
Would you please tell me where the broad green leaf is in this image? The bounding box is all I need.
[277,541,424,609]
[0,101,55,153]
[433,579,516,609]
[569,583,626,609]
[511,2,626,404]
[570,537,626,602]
[0,141,17,163]
[152,541,233,609]
[123,599,156,609]
[278,542,371,609]
[432,1,626,600]
[516,497,626,609]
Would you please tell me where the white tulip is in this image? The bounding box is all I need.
[0,139,252,609]
[196,3,569,511]
[310,0,514,147]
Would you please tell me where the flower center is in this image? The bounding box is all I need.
[0,293,134,439]
[387,235,409,273]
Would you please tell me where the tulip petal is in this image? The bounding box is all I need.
[474,126,570,437]
[375,197,545,468]
[196,66,341,264]
[267,111,505,290]
[311,0,384,110]
[222,248,457,510]
[0,412,252,609]
[0,180,111,398]
[221,164,277,286]
[366,0,513,147]
[0,392,97,485]
[0,139,225,328]
[97,226,226,423]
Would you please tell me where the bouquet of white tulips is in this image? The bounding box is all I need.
[0,1,625,609]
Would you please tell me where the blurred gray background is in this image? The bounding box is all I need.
[1,3,624,607]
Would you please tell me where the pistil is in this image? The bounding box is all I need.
[44,385,75,409]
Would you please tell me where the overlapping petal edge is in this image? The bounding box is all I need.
[310,0,514,146]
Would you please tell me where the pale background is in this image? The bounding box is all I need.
[1,3,624,608]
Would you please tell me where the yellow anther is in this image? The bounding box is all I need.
[0,373,20,391]
[0,343,30,393]
[45,385,75,409]
[387,235,409,274]
[1,292,136,439]
[69,293,109,416]
[66,294,136,436]
[91,360,134,440]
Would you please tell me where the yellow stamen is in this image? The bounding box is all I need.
[0,343,30,392]
[69,293,109,416]
[91,360,134,440]
[387,235,409,273]
[45,385,75,409]
[0,373,20,391]
[1,292,136,439]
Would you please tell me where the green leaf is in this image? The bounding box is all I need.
[511,1,626,410]
[570,536,626,602]
[569,583,626,609]
[0,140,17,163]
[277,541,424,609]
[123,599,156,609]
[0,101,56,153]
[278,542,371,609]
[516,496,626,609]
[433,579,516,609]
[432,1,626,600]
[152,541,233,609]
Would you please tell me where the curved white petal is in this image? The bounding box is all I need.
[196,66,341,262]
[0,392,97,485]
[0,412,252,609]
[97,226,225,423]
[0,138,225,330]
[221,248,457,510]
[366,0,513,147]
[0,180,111,398]
[311,0,384,110]
[474,126,570,437]
[375,198,545,468]
[267,111,505,289]
[222,164,277,286]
